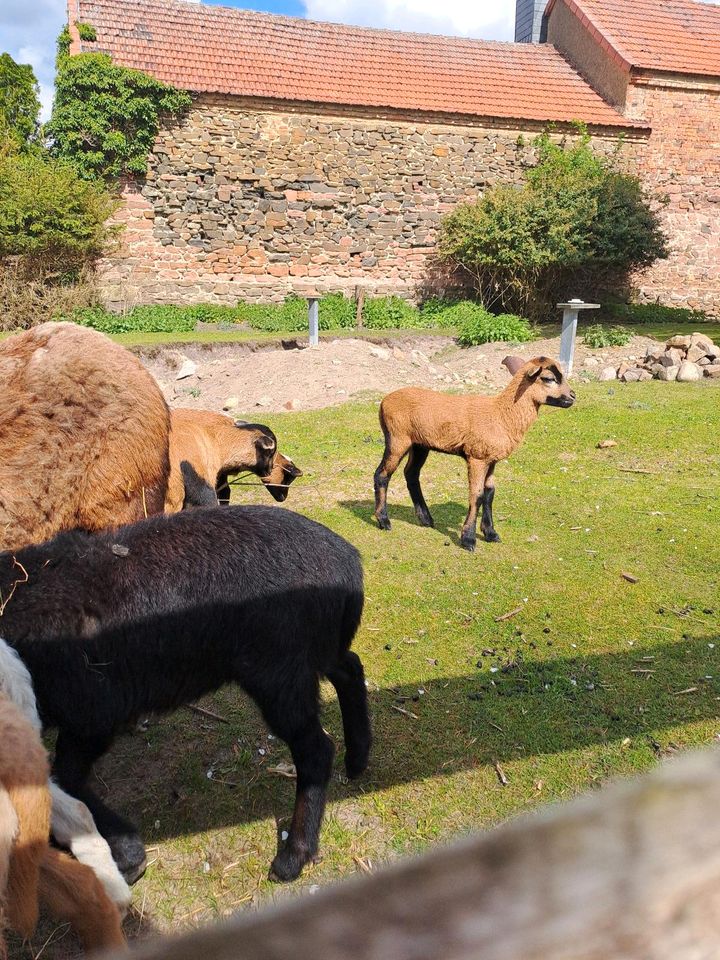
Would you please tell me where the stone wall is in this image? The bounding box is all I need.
[98,97,640,308]
[627,75,720,314]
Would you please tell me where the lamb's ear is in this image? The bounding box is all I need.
[257,434,275,452]
[502,355,525,375]
[233,419,249,428]
[525,363,543,381]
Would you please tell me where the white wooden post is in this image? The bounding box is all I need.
[557,299,600,377]
[308,297,319,347]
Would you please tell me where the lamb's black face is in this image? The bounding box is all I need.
[546,390,576,408]
[262,458,302,502]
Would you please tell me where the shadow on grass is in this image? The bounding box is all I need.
[97,629,720,842]
[339,498,473,548]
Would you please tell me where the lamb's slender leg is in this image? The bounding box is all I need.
[404,444,434,527]
[480,461,501,543]
[326,650,372,779]
[374,438,410,531]
[49,783,132,912]
[53,731,147,885]
[252,678,335,882]
[460,457,489,552]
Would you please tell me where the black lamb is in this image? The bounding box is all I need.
[0,506,371,884]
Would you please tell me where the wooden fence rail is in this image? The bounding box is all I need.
[109,748,720,960]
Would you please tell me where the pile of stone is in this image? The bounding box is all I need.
[599,332,720,383]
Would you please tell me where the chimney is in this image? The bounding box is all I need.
[514,0,548,43]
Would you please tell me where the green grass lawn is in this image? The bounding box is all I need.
[10,380,720,957]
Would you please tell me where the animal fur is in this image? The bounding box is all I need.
[0,640,131,913]
[165,408,302,511]
[0,696,125,956]
[0,321,170,552]
[374,357,576,551]
[0,506,370,885]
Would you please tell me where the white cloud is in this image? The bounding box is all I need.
[303,0,515,39]
[1,0,66,121]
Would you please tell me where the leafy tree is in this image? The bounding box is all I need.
[48,29,191,181]
[0,52,41,148]
[439,132,668,318]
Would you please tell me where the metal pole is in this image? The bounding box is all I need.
[559,307,579,378]
[308,298,319,347]
[556,299,600,378]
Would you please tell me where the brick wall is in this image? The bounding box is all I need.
[626,75,720,314]
[98,97,638,309]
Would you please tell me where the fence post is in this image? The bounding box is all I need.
[557,299,600,377]
[308,297,319,347]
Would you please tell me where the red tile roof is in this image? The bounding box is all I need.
[547,0,720,77]
[70,0,640,128]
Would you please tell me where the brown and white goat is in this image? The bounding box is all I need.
[374,356,576,551]
[165,408,302,512]
[0,696,125,957]
[0,321,170,553]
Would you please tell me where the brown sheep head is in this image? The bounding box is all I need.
[232,421,302,502]
[260,453,303,503]
[521,357,576,409]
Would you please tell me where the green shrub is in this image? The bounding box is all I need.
[319,293,356,330]
[582,324,632,348]
[362,296,419,329]
[456,309,534,347]
[237,295,308,333]
[421,299,500,330]
[603,302,708,325]
[439,131,668,318]
[0,150,118,271]
[69,304,200,333]
[48,34,191,181]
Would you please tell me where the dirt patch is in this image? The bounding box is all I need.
[141,333,660,414]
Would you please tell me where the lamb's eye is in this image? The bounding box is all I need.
[541,376,555,384]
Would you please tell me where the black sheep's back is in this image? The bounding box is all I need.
[0,506,363,733]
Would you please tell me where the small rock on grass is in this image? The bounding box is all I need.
[598,366,617,381]
[597,439,618,449]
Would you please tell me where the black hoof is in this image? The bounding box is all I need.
[376,517,391,531]
[483,531,501,543]
[460,537,476,553]
[416,513,435,528]
[269,847,310,883]
[109,834,147,885]
[345,748,370,780]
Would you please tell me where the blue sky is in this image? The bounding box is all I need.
[206,0,306,14]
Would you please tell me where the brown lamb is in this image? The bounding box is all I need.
[374,356,576,551]
[0,322,171,552]
[165,408,302,512]
[0,696,125,957]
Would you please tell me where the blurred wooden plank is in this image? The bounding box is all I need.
[110,748,720,960]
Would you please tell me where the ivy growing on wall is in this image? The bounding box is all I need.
[47,24,191,182]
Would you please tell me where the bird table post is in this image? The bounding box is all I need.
[307,297,319,347]
[557,299,600,377]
